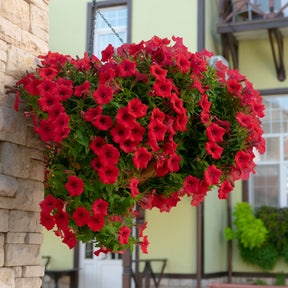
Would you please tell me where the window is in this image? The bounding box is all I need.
[87,0,131,58]
[249,95,288,208]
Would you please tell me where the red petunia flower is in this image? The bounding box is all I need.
[137,222,148,238]
[205,142,224,159]
[62,229,77,249]
[101,44,114,62]
[119,139,139,153]
[150,64,167,80]
[92,85,114,104]
[218,179,233,199]
[153,79,173,98]
[235,150,251,170]
[99,67,116,84]
[94,247,112,256]
[40,195,58,214]
[199,94,211,113]
[117,59,137,77]
[40,211,55,231]
[65,175,84,196]
[89,136,105,154]
[206,122,225,143]
[127,98,148,118]
[56,84,73,101]
[98,165,119,184]
[129,122,145,142]
[37,79,57,97]
[38,67,59,80]
[174,113,188,132]
[98,144,120,166]
[116,106,136,127]
[132,147,152,169]
[54,210,70,230]
[183,175,200,195]
[74,81,90,97]
[130,177,139,198]
[47,103,65,121]
[150,107,165,122]
[204,165,222,186]
[176,54,190,73]
[92,115,114,130]
[118,225,131,245]
[35,119,54,142]
[170,93,185,115]
[200,112,210,125]
[148,119,167,142]
[84,106,103,123]
[38,94,60,112]
[92,199,109,216]
[227,78,241,94]
[91,157,103,171]
[235,112,253,129]
[110,124,129,143]
[167,153,182,172]
[88,214,105,232]
[140,235,150,254]
[72,207,90,227]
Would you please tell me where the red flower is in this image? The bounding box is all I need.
[89,136,105,154]
[88,214,105,232]
[148,119,167,142]
[153,79,172,98]
[140,235,150,254]
[183,175,200,195]
[150,64,167,80]
[235,112,253,129]
[98,144,120,166]
[119,139,139,153]
[40,195,58,213]
[84,106,103,123]
[116,107,135,127]
[35,119,54,142]
[65,175,84,196]
[99,67,116,84]
[127,98,148,118]
[94,247,112,256]
[38,67,58,80]
[72,207,90,227]
[227,78,241,94]
[91,157,103,171]
[92,115,114,130]
[199,94,211,113]
[47,103,65,121]
[38,94,60,112]
[37,79,57,97]
[62,229,77,249]
[118,225,131,245]
[110,124,129,143]
[92,199,109,216]
[132,147,152,169]
[150,107,165,122]
[205,142,223,159]
[117,59,137,77]
[167,153,182,172]
[204,165,222,186]
[206,122,225,142]
[54,210,70,230]
[174,113,188,132]
[235,150,251,170]
[92,85,114,104]
[101,44,114,62]
[129,122,145,142]
[170,93,185,114]
[200,112,210,125]
[137,222,147,238]
[218,179,233,199]
[98,165,119,184]
[130,177,139,198]
[57,84,73,101]
[74,81,90,97]
[176,54,190,73]
[40,211,55,231]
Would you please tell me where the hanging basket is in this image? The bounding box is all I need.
[13,36,265,255]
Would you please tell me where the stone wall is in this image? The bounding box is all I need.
[0,0,49,287]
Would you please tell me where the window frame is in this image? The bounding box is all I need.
[86,0,132,55]
[243,88,288,206]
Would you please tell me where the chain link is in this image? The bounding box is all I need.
[88,0,124,57]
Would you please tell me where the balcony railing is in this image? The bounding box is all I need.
[219,0,288,24]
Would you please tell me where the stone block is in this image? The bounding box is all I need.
[5,244,41,266]
[0,17,22,47]
[0,234,4,267]
[0,210,9,232]
[6,45,37,79]
[0,142,30,178]
[22,266,44,277]
[30,0,49,11]
[15,277,41,288]
[0,49,7,63]
[0,268,15,288]
[26,233,44,244]
[21,30,48,56]
[9,210,41,233]
[26,125,44,149]
[6,233,26,244]
[30,5,49,42]
[12,267,22,278]
[0,174,18,197]
[29,159,44,182]
[2,0,29,31]
[0,107,27,145]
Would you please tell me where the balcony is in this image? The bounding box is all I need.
[217,0,288,80]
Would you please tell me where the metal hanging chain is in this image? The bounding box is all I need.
[88,0,124,57]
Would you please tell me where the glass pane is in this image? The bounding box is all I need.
[253,165,279,207]
[85,242,94,259]
[284,136,288,160]
[258,137,279,161]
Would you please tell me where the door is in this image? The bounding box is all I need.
[78,242,123,288]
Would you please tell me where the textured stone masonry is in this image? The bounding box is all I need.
[0,0,49,287]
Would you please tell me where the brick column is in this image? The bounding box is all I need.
[0,1,49,287]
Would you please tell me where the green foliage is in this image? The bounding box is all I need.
[276,273,286,286]
[255,280,268,286]
[225,202,268,249]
